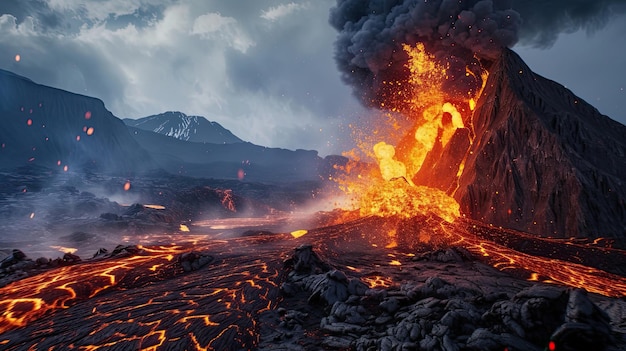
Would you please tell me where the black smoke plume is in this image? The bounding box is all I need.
[330,0,625,110]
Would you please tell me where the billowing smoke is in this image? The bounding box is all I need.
[330,0,625,109]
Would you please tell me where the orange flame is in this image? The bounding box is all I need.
[336,43,478,224]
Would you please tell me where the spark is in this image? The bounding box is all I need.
[179,224,190,232]
[50,246,78,254]
[290,229,308,238]
[29,213,35,219]
[14,54,20,62]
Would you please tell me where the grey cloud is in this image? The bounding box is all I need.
[0,0,64,31]
[225,0,358,118]
[513,0,626,48]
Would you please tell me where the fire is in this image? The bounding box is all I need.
[50,246,78,254]
[361,275,393,289]
[144,204,166,210]
[290,229,308,238]
[336,42,484,225]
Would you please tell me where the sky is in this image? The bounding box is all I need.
[0,0,624,156]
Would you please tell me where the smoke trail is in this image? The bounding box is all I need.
[330,0,625,109]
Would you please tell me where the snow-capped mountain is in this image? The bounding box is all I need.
[124,112,243,144]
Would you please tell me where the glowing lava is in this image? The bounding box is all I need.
[336,43,482,224]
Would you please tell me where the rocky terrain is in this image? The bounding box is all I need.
[417,49,626,244]
[0,214,625,351]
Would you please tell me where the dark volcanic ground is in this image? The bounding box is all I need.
[1,212,625,351]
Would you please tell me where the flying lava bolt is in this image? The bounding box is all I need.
[123,181,131,191]
[84,111,92,120]
[15,54,20,62]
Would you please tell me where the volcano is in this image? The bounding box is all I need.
[452,49,626,243]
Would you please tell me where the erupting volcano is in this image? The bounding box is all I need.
[1,1,626,350]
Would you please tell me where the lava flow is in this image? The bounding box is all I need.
[0,235,288,350]
[333,40,626,299]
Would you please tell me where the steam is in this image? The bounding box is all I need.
[330,0,625,108]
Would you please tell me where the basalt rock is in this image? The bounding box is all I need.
[410,49,626,244]
[451,49,626,244]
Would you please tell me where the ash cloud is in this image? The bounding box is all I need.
[330,0,625,109]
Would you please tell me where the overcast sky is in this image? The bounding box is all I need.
[1,1,624,156]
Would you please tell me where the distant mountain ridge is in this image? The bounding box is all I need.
[0,69,157,174]
[0,69,343,183]
[124,112,243,144]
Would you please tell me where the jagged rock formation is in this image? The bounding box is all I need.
[457,48,626,241]
[419,49,626,242]
[0,69,157,174]
[123,111,243,144]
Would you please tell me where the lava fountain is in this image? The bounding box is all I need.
[335,42,485,223]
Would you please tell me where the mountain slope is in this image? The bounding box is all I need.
[127,126,328,182]
[455,48,626,241]
[0,69,157,175]
[124,112,243,144]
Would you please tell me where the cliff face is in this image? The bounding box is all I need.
[0,69,157,175]
[455,49,626,240]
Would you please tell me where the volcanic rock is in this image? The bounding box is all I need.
[447,48,626,243]
[178,251,214,272]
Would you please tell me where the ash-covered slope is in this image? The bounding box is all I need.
[0,69,156,174]
[456,48,626,241]
[123,112,243,144]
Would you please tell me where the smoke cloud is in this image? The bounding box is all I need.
[330,0,625,109]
